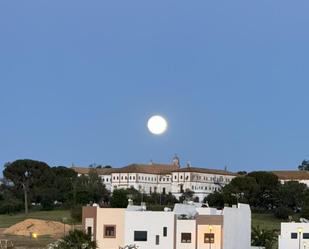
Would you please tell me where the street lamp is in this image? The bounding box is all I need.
[298,227,303,249]
[209,225,213,249]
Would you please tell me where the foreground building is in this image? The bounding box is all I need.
[278,222,309,249]
[83,201,253,249]
[74,157,237,201]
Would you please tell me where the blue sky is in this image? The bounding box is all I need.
[1,0,309,174]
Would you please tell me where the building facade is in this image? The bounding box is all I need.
[82,202,253,249]
[272,171,309,187]
[278,222,309,249]
[73,158,236,201]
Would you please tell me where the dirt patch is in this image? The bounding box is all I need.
[3,219,71,237]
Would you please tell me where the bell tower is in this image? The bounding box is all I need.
[172,154,180,168]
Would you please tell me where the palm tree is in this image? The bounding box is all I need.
[48,230,97,249]
[251,226,277,249]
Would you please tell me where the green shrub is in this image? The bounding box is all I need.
[70,205,82,222]
[274,206,292,220]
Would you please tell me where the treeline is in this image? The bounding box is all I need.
[206,171,309,219]
[2,159,309,222]
[0,159,180,219]
[0,159,110,217]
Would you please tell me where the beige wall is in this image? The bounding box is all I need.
[197,225,222,249]
[176,219,196,249]
[96,208,126,249]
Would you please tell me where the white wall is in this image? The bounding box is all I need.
[278,223,309,249]
[124,211,175,249]
[222,204,251,249]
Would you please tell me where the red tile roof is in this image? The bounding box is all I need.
[112,163,179,174]
[272,170,309,180]
[72,167,116,175]
[72,164,237,176]
[171,167,237,176]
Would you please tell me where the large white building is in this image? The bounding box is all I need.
[278,222,309,249]
[272,171,309,187]
[83,201,254,249]
[73,157,236,201]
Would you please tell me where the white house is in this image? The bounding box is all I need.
[83,201,254,249]
[124,208,175,249]
[278,222,309,249]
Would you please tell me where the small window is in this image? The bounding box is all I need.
[303,233,309,239]
[163,227,167,237]
[181,233,191,243]
[204,233,215,243]
[134,231,147,241]
[104,225,116,238]
[156,235,160,245]
[291,233,298,239]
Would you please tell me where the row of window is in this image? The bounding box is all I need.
[110,176,171,182]
[97,225,215,245]
[291,232,309,239]
[98,225,168,240]
[190,185,220,191]
[102,175,232,183]
[138,186,167,194]
[181,233,215,244]
[174,175,231,183]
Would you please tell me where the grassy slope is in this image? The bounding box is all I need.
[0,210,72,228]
[252,213,283,231]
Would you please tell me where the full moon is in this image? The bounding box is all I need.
[147,115,168,135]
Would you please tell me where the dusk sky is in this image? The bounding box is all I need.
[1,1,309,174]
